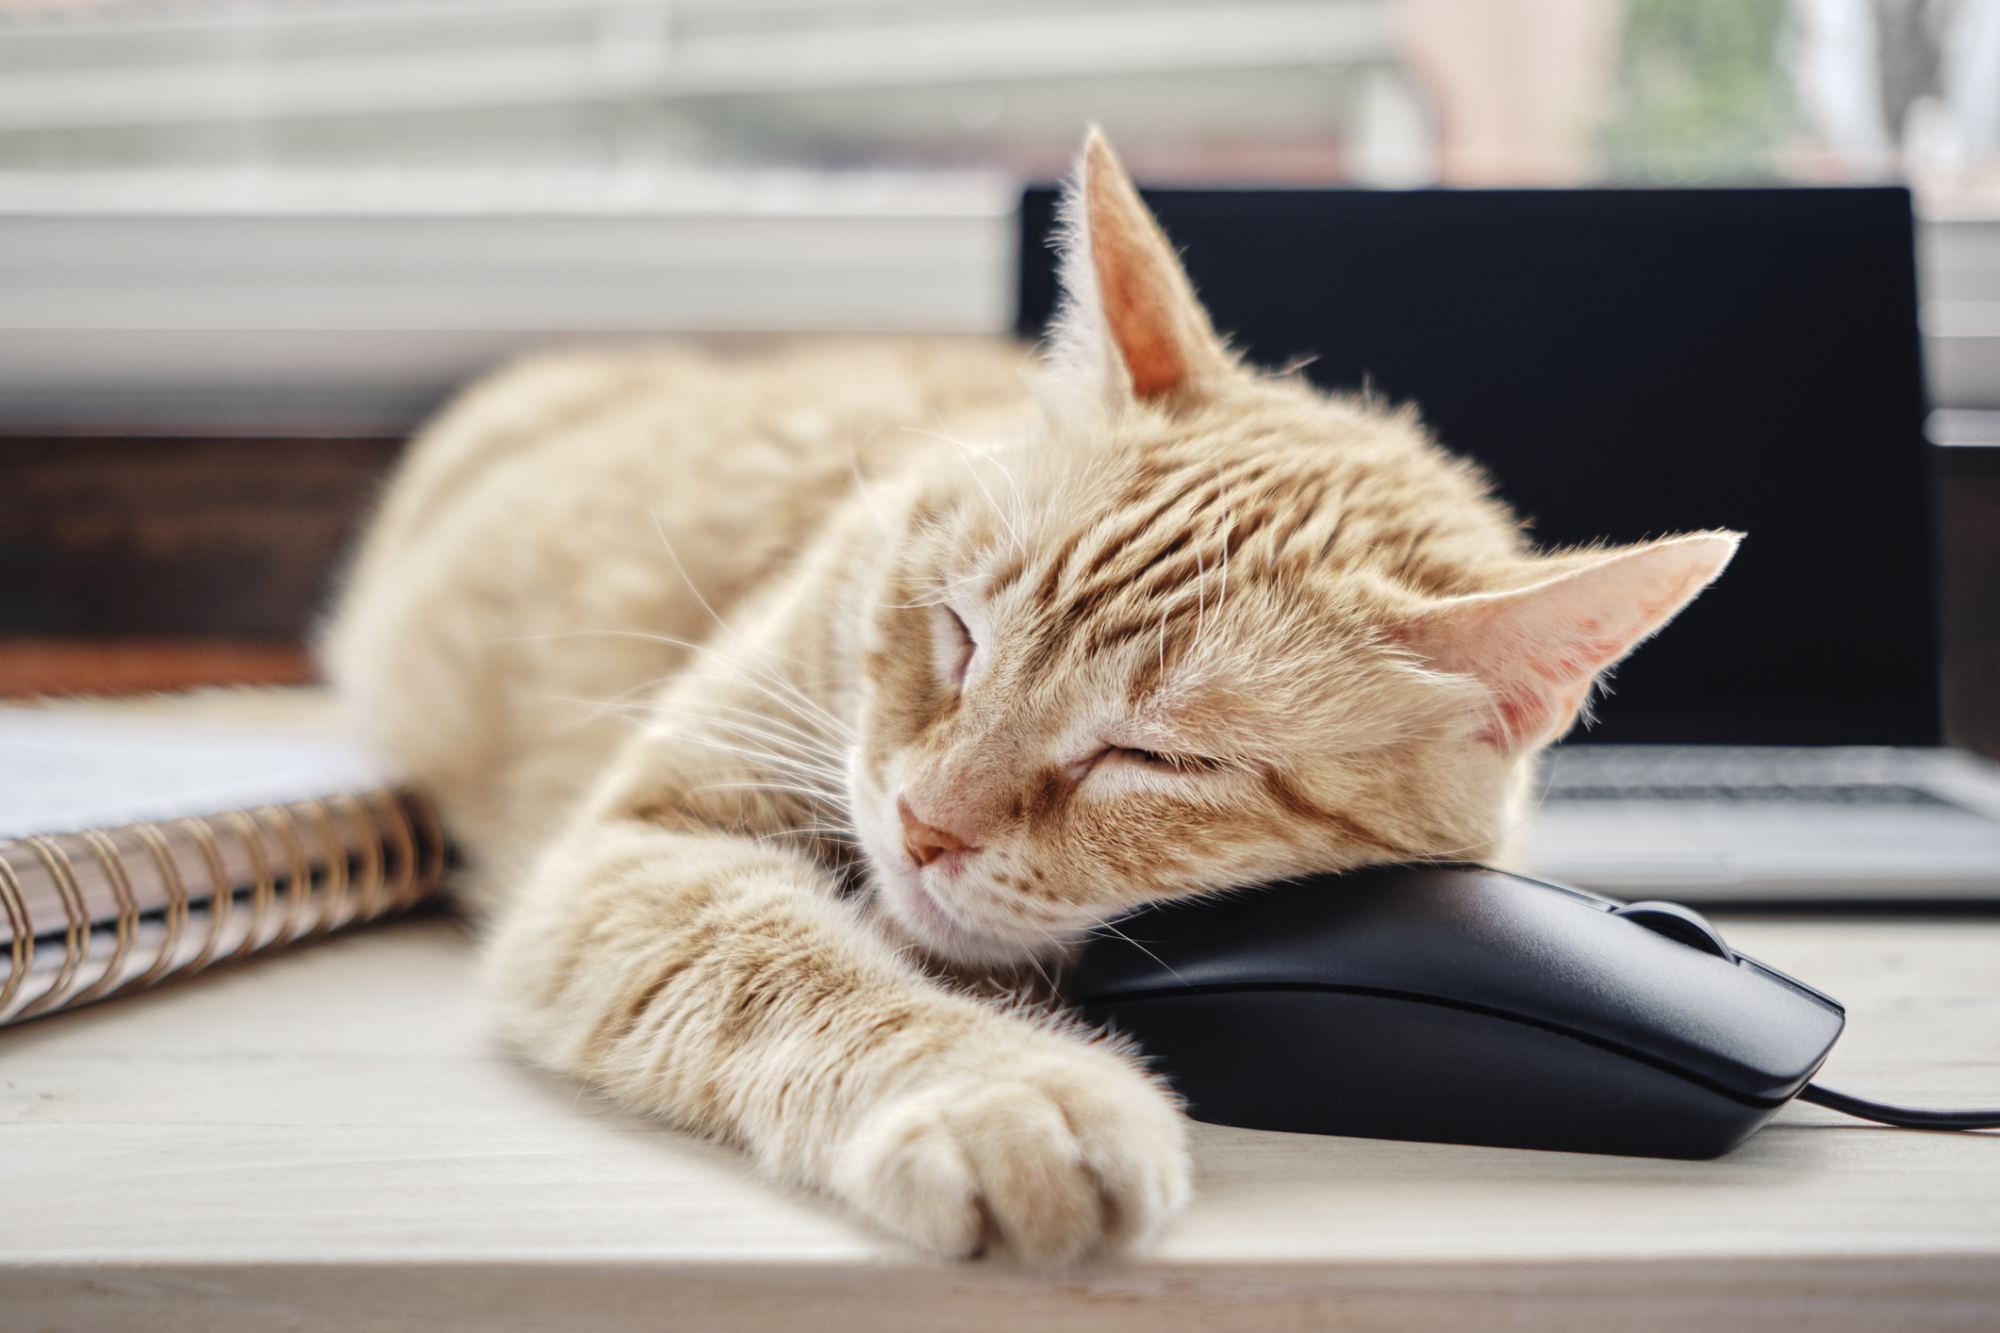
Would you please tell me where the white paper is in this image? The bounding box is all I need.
[0,708,392,837]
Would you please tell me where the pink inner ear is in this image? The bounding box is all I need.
[1079,131,1217,404]
[1406,534,1739,751]
[1093,224,1186,399]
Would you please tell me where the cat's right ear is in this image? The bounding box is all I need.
[1045,129,1235,414]
[1399,531,1741,753]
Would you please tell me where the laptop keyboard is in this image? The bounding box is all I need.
[1538,746,1980,814]
[1545,782,1958,806]
[1526,746,2000,894]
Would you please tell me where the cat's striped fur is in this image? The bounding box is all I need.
[325,131,1736,1263]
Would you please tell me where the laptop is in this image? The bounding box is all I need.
[1018,184,2000,903]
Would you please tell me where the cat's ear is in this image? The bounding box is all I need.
[1401,532,1741,752]
[1047,128,1235,411]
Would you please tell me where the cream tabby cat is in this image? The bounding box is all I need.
[325,131,1736,1264]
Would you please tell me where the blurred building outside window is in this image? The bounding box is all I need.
[1,0,1994,201]
[0,0,1995,431]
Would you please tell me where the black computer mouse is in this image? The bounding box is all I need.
[1070,863,1846,1160]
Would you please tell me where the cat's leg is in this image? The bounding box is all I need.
[484,797,1191,1264]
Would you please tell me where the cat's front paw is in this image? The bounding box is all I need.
[830,1042,1191,1265]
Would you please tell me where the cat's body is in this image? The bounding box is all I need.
[325,134,1736,1263]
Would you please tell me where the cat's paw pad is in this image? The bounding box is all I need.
[831,1049,1190,1265]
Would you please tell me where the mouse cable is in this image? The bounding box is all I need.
[1799,1083,2000,1130]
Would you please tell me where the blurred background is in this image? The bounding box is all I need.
[0,0,1995,738]
[4,0,1998,200]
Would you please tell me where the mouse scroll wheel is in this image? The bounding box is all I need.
[1613,901,1737,962]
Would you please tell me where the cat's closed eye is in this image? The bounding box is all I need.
[932,604,976,688]
[1120,748,1227,774]
[1071,747,1229,781]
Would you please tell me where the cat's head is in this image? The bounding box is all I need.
[849,131,1737,966]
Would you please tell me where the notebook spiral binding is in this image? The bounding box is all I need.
[0,789,447,1027]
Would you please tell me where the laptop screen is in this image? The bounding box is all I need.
[1017,187,1938,747]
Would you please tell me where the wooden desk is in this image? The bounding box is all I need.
[2,915,1996,1332]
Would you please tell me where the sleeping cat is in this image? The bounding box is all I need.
[324,130,1736,1265]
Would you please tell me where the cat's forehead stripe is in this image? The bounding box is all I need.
[1085,458,1327,587]
[1073,475,1213,590]
[1050,468,1250,614]
[1000,455,1326,684]
[1085,613,1176,655]
[1031,529,1088,608]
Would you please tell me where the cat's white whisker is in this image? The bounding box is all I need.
[630,703,850,764]
[647,732,847,784]
[691,779,843,805]
[879,573,959,611]
[592,699,849,773]
[502,627,855,741]
[547,692,851,781]
[1213,460,1234,626]
[499,618,852,745]
[649,508,752,652]
[543,683,677,732]
[1088,921,1198,993]
[912,386,1026,508]
[909,423,1027,557]
[1022,952,1060,999]
[684,768,848,800]
[1192,510,1207,648]
[846,441,897,537]
[578,684,825,736]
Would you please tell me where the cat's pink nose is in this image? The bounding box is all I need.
[899,796,974,867]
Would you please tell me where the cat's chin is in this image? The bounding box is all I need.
[875,866,1056,967]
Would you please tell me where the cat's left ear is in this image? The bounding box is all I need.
[1400,531,1742,752]
[1047,129,1236,411]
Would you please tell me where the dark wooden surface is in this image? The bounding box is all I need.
[0,437,401,639]
[0,436,396,694]
[0,638,314,697]
[1,437,1995,761]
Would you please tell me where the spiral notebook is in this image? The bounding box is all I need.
[0,707,448,1027]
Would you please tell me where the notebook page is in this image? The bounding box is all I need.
[0,708,391,838]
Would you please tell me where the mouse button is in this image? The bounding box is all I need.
[1559,941,1847,1100]
[1734,954,1845,1015]
[1402,887,1843,1100]
[1612,901,1736,961]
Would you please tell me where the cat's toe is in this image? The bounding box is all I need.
[830,1085,991,1259]
[949,1078,1123,1265]
[1028,1057,1192,1253]
[832,1051,1191,1265]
